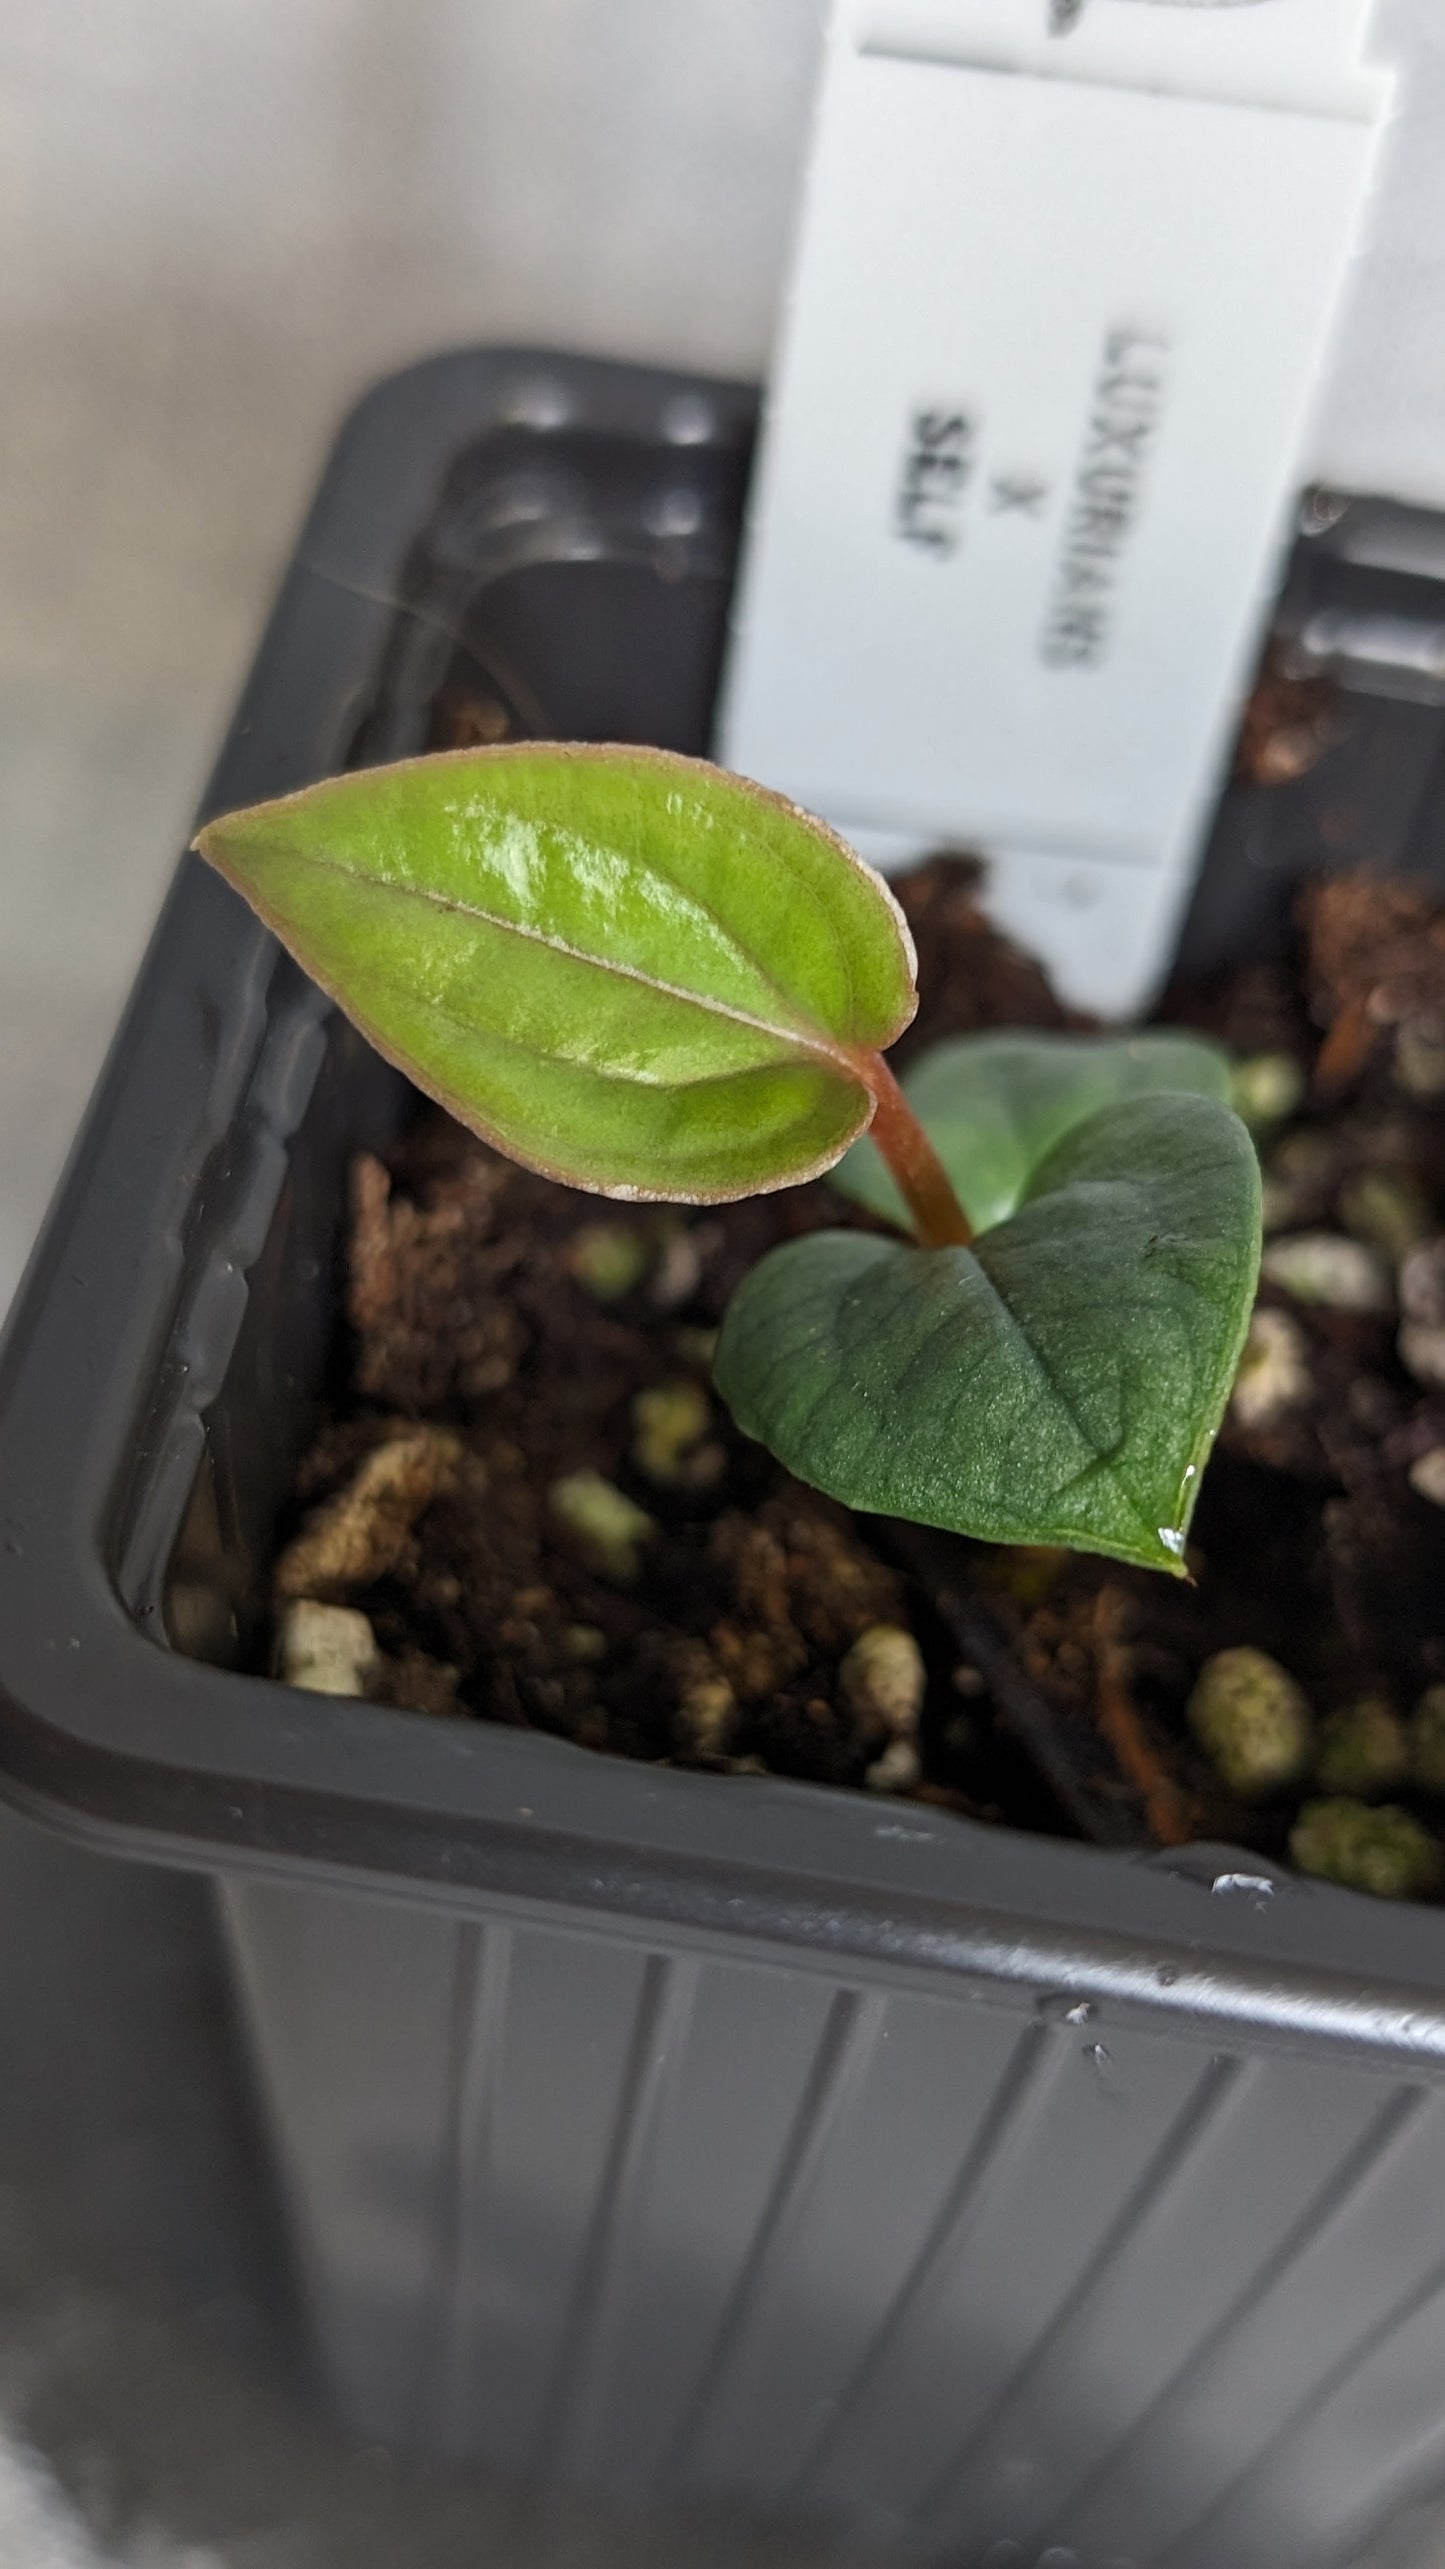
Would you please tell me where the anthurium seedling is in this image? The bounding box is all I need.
[197,745,1261,1576]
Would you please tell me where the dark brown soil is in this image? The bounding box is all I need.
[273,858,1445,1875]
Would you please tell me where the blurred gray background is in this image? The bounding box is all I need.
[4,1,1445,2561]
[0,0,832,1320]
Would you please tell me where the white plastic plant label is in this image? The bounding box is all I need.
[718,0,1389,1013]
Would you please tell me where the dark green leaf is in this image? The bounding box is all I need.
[196,746,916,1202]
[715,1091,1261,1575]
[832,1030,1231,1236]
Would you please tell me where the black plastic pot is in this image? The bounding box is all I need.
[6,350,1445,2569]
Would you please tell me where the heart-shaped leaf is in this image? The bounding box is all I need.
[715,1090,1261,1575]
[832,1030,1231,1236]
[196,746,916,1202]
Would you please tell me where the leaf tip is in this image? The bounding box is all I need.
[191,817,233,875]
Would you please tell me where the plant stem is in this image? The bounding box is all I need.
[858,1055,974,1248]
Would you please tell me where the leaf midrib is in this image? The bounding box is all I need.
[974,1188,1186,1549]
[866,1214,1175,1552]
[351,943,864,1098]
[248,833,863,1077]
[745,1233,1165,1556]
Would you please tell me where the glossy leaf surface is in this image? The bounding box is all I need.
[716,1091,1261,1575]
[833,1029,1231,1236]
[196,746,916,1201]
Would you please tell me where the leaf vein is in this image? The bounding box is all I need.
[255,837,859,1073]
[971,1246,1165,1544]
[355,953,851,1096]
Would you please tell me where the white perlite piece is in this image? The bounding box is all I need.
[841,1623,927,1744]
[1400,1325,1445,1391]
[548,1472,656,1585]
[1399,1239,1445,1385]
[1409,1451,1445,1510]
[674,1674,737,1761]
[278,1599,381,1697]
[1230,1306,1312,1431]
[1261,1234,1392,1314]
[865,1738,923,1795]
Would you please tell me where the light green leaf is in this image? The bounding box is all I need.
[196,746,916,1202]
[832,1030,1231,1236]
[715,1091,1261,1576]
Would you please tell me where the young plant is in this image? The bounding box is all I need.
[197,745,1260,1576]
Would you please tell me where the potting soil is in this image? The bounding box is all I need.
[272,855,1445,1886]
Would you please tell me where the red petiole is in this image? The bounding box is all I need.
[854,1052,974,1250]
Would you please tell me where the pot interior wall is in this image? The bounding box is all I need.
[159,400,749,1669]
